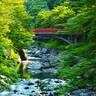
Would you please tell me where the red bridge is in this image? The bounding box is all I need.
[33,28,83,44]
[33,28,63,34]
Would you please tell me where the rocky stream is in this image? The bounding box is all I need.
[0,44,96,96]
[0,44,67,96]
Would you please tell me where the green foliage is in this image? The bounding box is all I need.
[65,0,96,42]
[58,58,96,79]
[0,0,34,91]
[0,38,19,91]
[32,0,96,94]
[57,43,96,93]
[26,0,48,28]
[27,0,48,16]
[46,0,64,9]
[0,0,96,93]
[8,31,34,49]
[42,38,67,50]
[36,5,75,27]
[22,72,32,79]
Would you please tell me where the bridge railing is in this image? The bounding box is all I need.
[33,28,64,34]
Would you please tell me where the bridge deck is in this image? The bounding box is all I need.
[33,28,83,44]
[34,32,83,44]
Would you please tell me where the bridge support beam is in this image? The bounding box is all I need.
[34,33,83,44]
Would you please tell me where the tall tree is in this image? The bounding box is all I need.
[66,0,96,41]
[7,0,34,50]
[26,0,49,28]
[36,5,75,28]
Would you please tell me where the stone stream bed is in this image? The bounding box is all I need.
[0,45,67,96]
[0,45,96,96]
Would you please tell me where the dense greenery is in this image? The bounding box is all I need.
[0,0,96,94]
[29,0,96,94]
[46,0,64,9]
[36,5,74,27]
[26,0,48,28]
[0,0,34,91]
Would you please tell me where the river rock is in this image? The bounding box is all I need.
[41,48,49,54]
[28,57,41,61]
[28,61,43,70]
[7,79,66,96]
[0,91,10,96]
[42,68,57,73]
[72,89,96,96]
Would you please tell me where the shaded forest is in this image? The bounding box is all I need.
[0,0,96,95]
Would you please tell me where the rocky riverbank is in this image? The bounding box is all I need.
[0,44,96,96]
[27,44,62,77]
[0,79,66,96]
[0,45,67,96]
